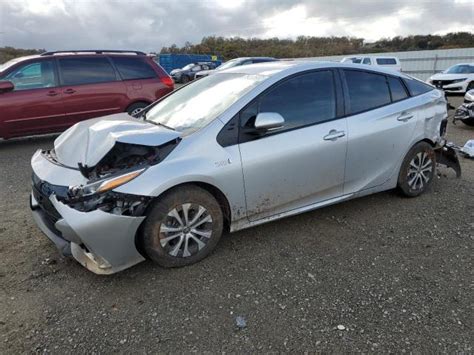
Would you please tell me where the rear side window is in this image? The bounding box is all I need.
[257,70,336,130]
[344,70,391,114]
[362,58,371,64]
[376,58,397,65]
[59,57,116,85]
[111,57,157,80]
[388,76,408,102]
[403,77,434,96]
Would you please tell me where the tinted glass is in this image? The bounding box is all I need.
[363,57,371,64]
[344,70,391,114]
[257,71,336,130]
[388,76,408,102]
[112,57,157,80]
[4,60,56,91]
[59,57,116,85]
[146,73,266,135]
[403,77,434,96]
[376,58,397,65]
[445,64,474,74]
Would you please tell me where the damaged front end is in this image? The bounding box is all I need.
[30,121,181,274]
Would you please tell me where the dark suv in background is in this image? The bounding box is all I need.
[0,50,174,139]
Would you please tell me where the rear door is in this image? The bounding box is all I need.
[0,59,65,138]
[57,56,128,124]
[341,69,418,193]
[239,70,348,221]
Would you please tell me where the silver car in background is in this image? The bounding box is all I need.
[30,61,460,274]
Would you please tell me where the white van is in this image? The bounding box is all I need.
[341,56,401,71]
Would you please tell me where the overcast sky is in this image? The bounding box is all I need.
[1,0,473,52]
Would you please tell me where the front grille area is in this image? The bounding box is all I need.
[433,80,456,87]
[32,173,69,227]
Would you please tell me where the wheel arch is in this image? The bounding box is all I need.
[135,181,232,258]
[125,100,152,112]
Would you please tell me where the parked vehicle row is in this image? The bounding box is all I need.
[427,63,474,93]
[340,56,401,71]
[0,50,174,139]
[29,60,460,274]
[194,57,277,79]
[169,62,218,83]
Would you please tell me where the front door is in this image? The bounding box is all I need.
[238,70,348,221]
[0,59,65,138]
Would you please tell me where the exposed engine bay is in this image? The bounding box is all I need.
[39,138,180,217]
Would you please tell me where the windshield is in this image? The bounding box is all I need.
[217,59,242,71]
[181,64,195,70]
[444,64,474,74]
[145,73,267,134]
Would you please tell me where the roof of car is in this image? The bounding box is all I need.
[221,60,409,78]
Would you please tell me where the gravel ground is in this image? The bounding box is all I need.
[0,95,473,353]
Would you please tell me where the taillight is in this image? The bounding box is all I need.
[161,76,174,88]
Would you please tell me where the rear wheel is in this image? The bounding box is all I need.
[126,102,148,116]
[142,185,224,268]
[397,142,435,197]
[181,75,190,84]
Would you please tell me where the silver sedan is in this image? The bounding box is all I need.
[30,61,460,274]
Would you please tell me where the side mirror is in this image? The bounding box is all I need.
[254,112,285,131]
[0,81,14,94]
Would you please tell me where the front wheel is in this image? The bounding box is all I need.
[141,185,224,268]
[397,142,435,197]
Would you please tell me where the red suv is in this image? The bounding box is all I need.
[0,50,174,139]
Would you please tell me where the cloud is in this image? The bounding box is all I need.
[0,0,472,51]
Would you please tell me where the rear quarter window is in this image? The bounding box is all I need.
[112,57,158,80]
[387,76,409,102]
[403,77,434,96]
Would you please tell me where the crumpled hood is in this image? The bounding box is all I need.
[54,113,181,168]
[430,73,470,81]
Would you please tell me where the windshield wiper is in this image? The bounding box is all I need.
[143,115,176,131]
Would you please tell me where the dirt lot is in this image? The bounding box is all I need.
[0,95,473,353]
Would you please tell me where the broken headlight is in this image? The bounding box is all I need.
[75,168,146,197]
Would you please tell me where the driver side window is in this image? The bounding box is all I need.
[4,60,56,91]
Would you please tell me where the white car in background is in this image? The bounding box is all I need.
[341,56,401,71]
[427,64,474,93]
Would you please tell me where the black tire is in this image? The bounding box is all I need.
[126,102,148,116]
[467,82,474,91]
[181,75,190,84]
[461,117,474,126]
[397,142,436,197]
[142,185,224,268]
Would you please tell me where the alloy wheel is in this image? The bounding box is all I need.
[159,203,213,258]
[407,151,433,190]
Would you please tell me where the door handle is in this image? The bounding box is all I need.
[46,90,59,97]
[323,130,345,141]
[397,111,414,122]
[64,88,76,94]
